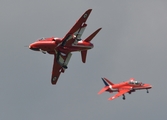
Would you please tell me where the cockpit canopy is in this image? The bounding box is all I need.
[129,80,142,85]
[38,37,61,41]
[39,37,45,41]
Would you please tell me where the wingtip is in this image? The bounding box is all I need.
[85,9,92,14]
[99,27,102,30]
[87,9,92,11]
[108,97,114,101]
[97,28,102,32]
[108,98,112,101]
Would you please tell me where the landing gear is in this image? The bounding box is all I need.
[122,94,125,100]
[146,89,149,93]
[62,65,68,69]
[40,49,46,54]
[129,89,135,94]
[56,51,68,69]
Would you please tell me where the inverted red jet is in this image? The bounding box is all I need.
[29,9,102,85]
[98,78,152,101]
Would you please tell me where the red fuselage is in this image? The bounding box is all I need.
[109,80,152,92]
[29,37,93,54]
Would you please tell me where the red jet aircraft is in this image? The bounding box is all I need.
[98,78,152,101]
[29,9,101,85]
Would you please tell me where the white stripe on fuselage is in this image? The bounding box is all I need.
[109,85,118,92]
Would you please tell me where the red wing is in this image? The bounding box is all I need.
[61,9,92,46]
[51,55,62,85]
[51,52,72,85]
[108,89,130,101]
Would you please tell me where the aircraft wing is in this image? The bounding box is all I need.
[60,9,92,46]
[108,89,130,101]
[51,52,72,85]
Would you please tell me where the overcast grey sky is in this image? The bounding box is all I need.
[1,0,167,120]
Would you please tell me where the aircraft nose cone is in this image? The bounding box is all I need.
[29,44,40,51]
[29,44,32,49]
[144,84,152,89]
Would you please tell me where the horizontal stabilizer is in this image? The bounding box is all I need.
[84,28,102,42]
[81,50,87,63]
[98,86,109,94]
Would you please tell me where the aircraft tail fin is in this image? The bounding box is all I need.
[98,78,114,94]
[84,28,102,42]
[102,77,114,85]
[81,50,87,63]
[80,28,101,63]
